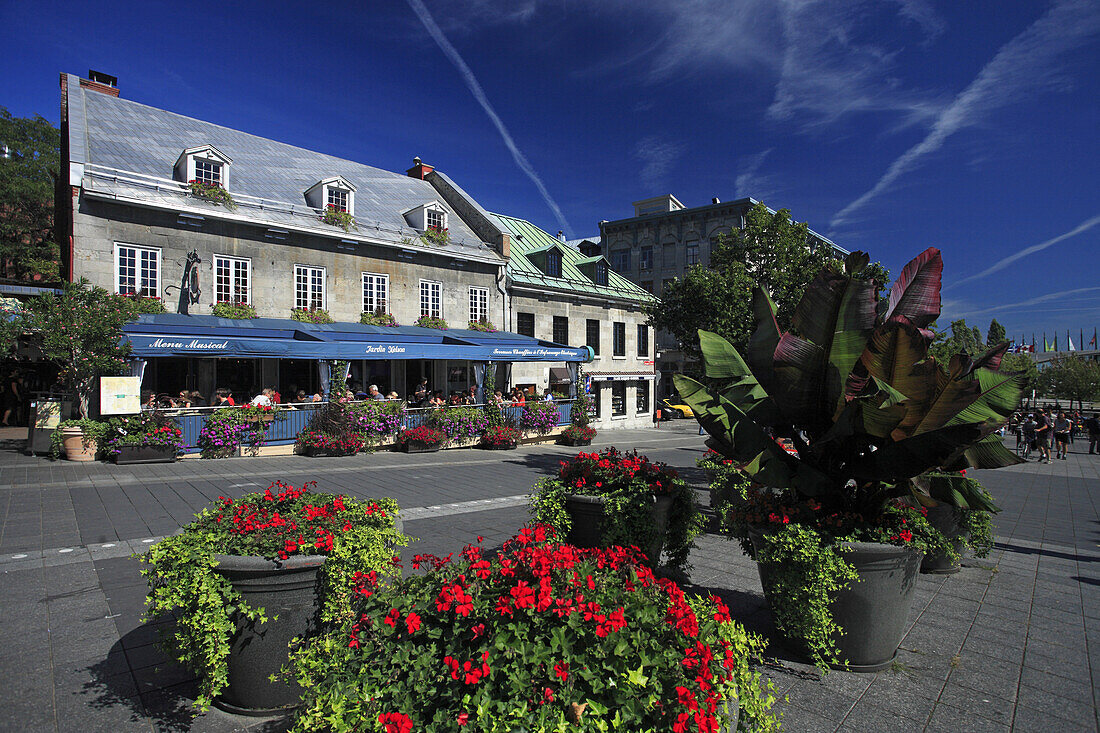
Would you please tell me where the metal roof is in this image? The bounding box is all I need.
[489,213,654,304]
[65,74,502,262]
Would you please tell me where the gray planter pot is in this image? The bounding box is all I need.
[750,529,922,672]
[564,493,673,567]
[401,442,441,453]
[211,554,326,715]
[920,504,966,574]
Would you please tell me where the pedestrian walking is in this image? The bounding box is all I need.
[1054,411,1071,460]
[1035,410,1052,463]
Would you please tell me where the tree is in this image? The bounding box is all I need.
[17,280,138,417]
[1000,352,1039,398]
[929,319,986,364]
[0,108,61,281]
[649,203,889,364]
[986,319,1006,348]
[1038,356,1100,410]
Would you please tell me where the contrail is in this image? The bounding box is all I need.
[830,0,1100,231]
[947,214,1100,289]
[405,0,574,238]
[953,286,1100,318]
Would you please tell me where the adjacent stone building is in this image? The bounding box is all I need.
[598,194,846,397]
[492,214,656,429]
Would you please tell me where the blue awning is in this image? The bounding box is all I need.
[122,314,591,363]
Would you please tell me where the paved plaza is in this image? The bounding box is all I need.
[1,422,1098,732]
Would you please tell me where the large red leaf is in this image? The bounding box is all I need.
[884,248,942,337]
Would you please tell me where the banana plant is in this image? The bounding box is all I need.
[674,248,1021,518]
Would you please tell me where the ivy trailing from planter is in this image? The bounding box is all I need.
[360,311,399,327]
[101,410,185,456]
[211,300,257,319]
[197,405,283,458]
[466,320,497,332]
[520,400,559,435]
[140,480,407,709]
[420,224,450,246]
[49,418,107,459]
[188,180,236,208]
[320,204,356,232]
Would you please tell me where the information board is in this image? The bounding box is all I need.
[100,376,141,415]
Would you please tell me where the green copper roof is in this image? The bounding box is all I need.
[490,212,655,304]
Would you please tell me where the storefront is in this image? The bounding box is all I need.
[121,314,590,404]
[585,371,657,428]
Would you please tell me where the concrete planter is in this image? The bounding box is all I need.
[211,554,326,715]
[301,445,357,458]
[920,504,966,574]
[564,493,674,568]
[481,442,517,450]
[111,444,178,464]
[401,442,442,453]
[750,529,923,672]
[558,437,593,447]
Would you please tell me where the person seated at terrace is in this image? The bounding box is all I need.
[429,391,446,407]
[141,391,156,410]
[188,391,207,408]
[295,390,308,403]
[511,388,526,406]
[387,391,399,400]
[251,388,273,407]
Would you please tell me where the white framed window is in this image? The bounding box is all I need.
[193,159,222,186]
[362,273,389,314]
[295,265,326,310]
[114,243,160,297]
[327,187,349,212]
[426,208,446,231]
[469,286,489,324]
[213,255,251,304]
[420,279,442,318]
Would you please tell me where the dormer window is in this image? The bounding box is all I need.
[427,208,446,231]
[595,261,609,286]
[305,176,356,216]
[327,187,349,212]
[404,202,449,233]
[175,145,233,188]
[546,249,562,278]
[576,255,611,286]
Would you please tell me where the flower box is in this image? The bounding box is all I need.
[112,444,178,464]
[481,442,517,450]
[402,442,441,454]
[301,445,356,458]
[558,436,592,447]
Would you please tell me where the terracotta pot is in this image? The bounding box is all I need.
[61,427,96,462]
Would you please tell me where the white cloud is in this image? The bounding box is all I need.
[830,0,1100,231]
[734,148,776,200]
[405,0,574,237]
[633,135,685,190]
[953,287,1100,318]
[947,214,1100,290]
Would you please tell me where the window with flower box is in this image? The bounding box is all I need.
[427,208,446,231]
[420,279,442,318]
[295,265,326,310]
[362,273,388,314]
[194,159,222,186]
[115,243,160,297]
[214,255,250,304]
[469,286,488,324]
[327,187,349,212]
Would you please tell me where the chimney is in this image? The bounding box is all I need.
[406,156,434,180]
[68,69,119,97]
[557,230,566,243]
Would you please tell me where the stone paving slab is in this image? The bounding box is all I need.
[0,424,1098,731]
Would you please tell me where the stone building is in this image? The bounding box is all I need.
[598,194,846,397]
[56,71,588,403]
[491,213,656,429]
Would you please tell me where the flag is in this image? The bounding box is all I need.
[1069,330,1076,352]
[1054,333,1059,351]
[1090,328,1097,348]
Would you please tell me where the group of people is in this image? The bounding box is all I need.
[1011,408,1100,463]
[408,380,558,409]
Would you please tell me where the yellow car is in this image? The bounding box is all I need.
[659,398,694,419]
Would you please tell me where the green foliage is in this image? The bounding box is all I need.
[141,482,407,709]
[291,307,335,324]
[121,293,167,314]
[188,179,236,208]
[697,450,754,554]
[467,320,498,332]
[648,203,889,363]
[290,527,778,732]
[571,366,593,429]
[18,280,137,417]
[415,314,448,330]
[531,448,704,575]
[211,300,258,319]
[101,410,184,455]
[420,224,450,246]
[959,505,993,558]
[753,525,857,670]
[986,319,1006,348]
[0,107,60,281]
[49,418,107,459]
[1000,352,1039,395]
[359,311,398,327]
[1038,355,1100,404]
[197,405,283,458]
[331,360,350,396]
[929,318,986,364]
[320,205,356,232]
[482,366,504,428]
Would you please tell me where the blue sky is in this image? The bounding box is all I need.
[2,0,1098,345]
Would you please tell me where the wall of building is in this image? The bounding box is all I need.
[72,195,503,325]
[508,291,654,429]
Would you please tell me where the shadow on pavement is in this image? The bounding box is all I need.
[994,540,1099,562]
